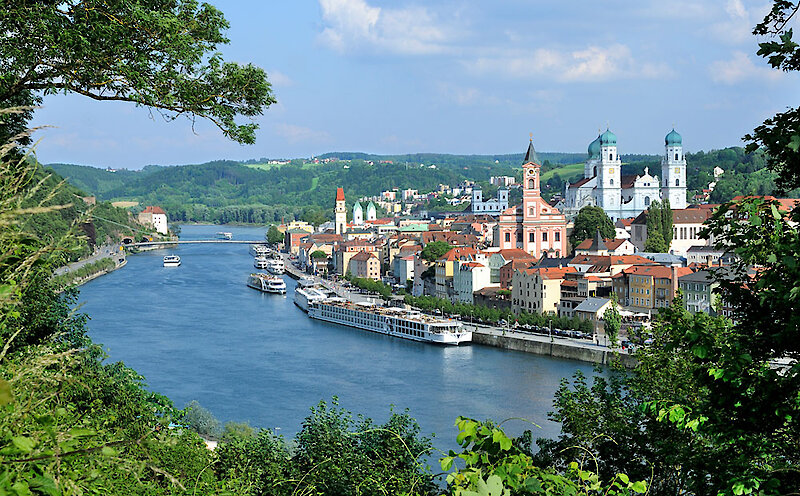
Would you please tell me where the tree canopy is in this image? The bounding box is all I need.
[0,0,275,145]
[420,240,453,262]
[744,2,800,192]
[569,206,615,250]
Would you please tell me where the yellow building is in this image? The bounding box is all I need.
[512,266,577,314]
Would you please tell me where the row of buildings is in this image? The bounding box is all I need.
[280,136,786,336]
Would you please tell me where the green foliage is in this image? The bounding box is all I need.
[266,224,283,244]
[182,400,221,439]
[420,241,453,262]
[349,277,393,299]
[746,3,800,193]
[0,0,275,145]
[51,257,117,290]
[403,295,594,333]
[215,399,438,496]
[310,249,327,260]
[442,417,647,495]
[644,201,670,253]
[569,207,615,250]
[602,296,621,346]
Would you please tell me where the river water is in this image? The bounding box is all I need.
[79,224,596,452]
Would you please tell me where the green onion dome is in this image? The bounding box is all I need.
[599,128,617,146]
[665,128,682,146]
[588,135,601,158]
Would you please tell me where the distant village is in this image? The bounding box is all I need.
[137,132,798,335]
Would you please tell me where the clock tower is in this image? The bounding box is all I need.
[661,129,687,209]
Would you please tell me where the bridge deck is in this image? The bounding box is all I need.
[131,240,266,246]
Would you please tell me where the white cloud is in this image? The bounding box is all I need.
[268,70,294,87]
[318,0,452,55]
[708,0,772,45]
[274,123,332,145]
[465,44,668,83]
[708,51,783,84]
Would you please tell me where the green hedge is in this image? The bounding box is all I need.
[52,257,117,289]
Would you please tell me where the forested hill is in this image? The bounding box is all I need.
[47,147,795,225]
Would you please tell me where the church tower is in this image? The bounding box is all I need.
[522,137,542,222]
[595,128,622,219]
[353,201,363,225]
[335,187,346,234]
[661,129,687,209]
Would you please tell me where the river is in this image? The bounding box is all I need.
[79,224,596,452]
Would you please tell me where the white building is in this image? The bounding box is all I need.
[453,261,493,304]
[138,206,168,234]
[393,255,415,284]
[560,129,688,221]
[366,201,377,221]
[334,188,347,235]
[471,187,509,214]
[353,202,364,225]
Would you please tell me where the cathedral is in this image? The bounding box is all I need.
[558,128,688,221]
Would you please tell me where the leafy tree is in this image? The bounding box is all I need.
[183,400,221,438]
[569,206,615,249]
[644,201,669,252]
[420,240,453,262]
[602,295,621,346]
[0,0,275,145]
[310,250,327,260]
[659,198,673,247]
[266,224,283,244]
[744,2,800,193]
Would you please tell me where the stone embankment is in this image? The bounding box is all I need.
[279,252,636,367]
[471,326,637,367]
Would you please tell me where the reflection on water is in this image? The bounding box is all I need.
[79,224,596,452]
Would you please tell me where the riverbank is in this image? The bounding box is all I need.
[472,326,637,368]
[279,253,633,366]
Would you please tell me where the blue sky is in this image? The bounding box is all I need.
[31,0,800,169]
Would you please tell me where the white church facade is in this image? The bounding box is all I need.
[559,129,688,221]
[471,187,509,214]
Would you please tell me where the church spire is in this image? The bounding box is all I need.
[523,135,539,165]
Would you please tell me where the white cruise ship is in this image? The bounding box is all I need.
[294,278,331,312]
[247,273,286,294]
[308,299,472,345]
[266,258,285,275]
[254,256,270,269]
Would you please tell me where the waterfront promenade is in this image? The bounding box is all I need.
[279,251,634,366]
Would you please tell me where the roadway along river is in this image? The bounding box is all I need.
[79,224,597,451]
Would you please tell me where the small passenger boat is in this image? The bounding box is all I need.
[163,255,181,267]
[247,273,287,294]
[216,231,233,240]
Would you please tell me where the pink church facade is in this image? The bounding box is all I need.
[497,139,568,257]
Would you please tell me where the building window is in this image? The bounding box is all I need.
[645,196,651,206]
[609,153,614,160]
[529,232,535,242]
[542,232,548,241]
[529,206,535,216]
[528,179,535,189]
[675,153,679,160]
[505,232,510,242]
[676,178,680,187]
[555,232,560,242]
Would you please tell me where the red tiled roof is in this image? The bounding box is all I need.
[526,266,577,280]
[623,264,694,279]
[441,246,477,262]
[620,174,638,189]
[497,248,537,260]
[351,251,378,261]
[569,177,593,189]
[335,187,345,201]
[142,206,166,214]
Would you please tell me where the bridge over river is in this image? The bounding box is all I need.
[131,239,266,247]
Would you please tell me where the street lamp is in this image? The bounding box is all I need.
[548,319,553,342]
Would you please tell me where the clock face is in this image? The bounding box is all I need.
[674,168,680,174]
[609,168,614,174]
[527,169,534,175]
